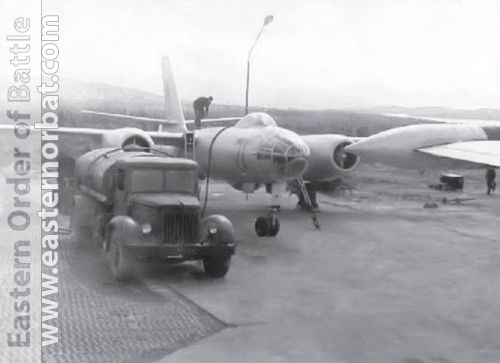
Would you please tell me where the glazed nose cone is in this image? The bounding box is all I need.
[283,139,310,177]
[284,158,308,178]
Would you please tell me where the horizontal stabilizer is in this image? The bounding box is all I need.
[81,110,240,130]
[82,110,177,126]
[418,140,500,168]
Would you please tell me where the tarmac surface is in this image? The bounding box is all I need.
[151,166,500,363]
[3,163,499,363]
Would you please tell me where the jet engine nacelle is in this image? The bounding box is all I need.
[102,127,155,149]
[301,134,360,181]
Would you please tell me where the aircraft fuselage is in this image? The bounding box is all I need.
[195,123,309,188]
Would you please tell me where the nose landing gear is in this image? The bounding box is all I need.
[255,183,284,237]
[255,207,280,237]
[253,178,320,237]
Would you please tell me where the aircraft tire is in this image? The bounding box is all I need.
[108,241,133,282]
[267,217,280,237]
[255,216,269,237]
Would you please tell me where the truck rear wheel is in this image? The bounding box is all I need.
[203,257,231,278]
[108,241,133,282]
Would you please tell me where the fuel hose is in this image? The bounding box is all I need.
[200,126,233,217]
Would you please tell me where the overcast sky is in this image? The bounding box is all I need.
[52,0,500,109]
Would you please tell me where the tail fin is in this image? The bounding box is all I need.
[161,56,188,132]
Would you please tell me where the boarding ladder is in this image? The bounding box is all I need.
[184,131,195,160]
[296,175,320,230]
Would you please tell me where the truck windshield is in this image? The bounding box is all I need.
[129,168,196,193]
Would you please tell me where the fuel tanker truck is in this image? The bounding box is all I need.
[71,147,236,281]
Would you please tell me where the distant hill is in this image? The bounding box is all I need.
[346,106,500,121]
[56,79,443,137]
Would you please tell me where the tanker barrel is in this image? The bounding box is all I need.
[74,148,123,201]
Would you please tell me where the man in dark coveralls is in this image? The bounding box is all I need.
[193,96,213,129]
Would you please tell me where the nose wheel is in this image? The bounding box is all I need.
[255,208,280,237]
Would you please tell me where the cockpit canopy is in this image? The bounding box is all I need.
[234,112,277,128]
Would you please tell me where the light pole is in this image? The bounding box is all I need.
[245,15,274,115]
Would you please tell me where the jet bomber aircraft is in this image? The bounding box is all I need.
[1,57,361,237]
[79,57,361,236]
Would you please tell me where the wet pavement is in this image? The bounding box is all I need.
[3,163,499,363]
[41,238,225,363]
[152,167,500,363]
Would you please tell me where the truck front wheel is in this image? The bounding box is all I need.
[108,241,133,282]
[203,257,231,278]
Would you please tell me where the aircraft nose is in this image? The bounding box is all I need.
[285,142,310,161]
[282,139,310,177]
[256,132,310,178]
[284,158,308,177]
[283,142,309,177]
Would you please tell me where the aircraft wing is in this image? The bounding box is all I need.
[147,131,186,145]
[1,106,238,155]
[0,123,184,159]
[185,117,241,127]
[0,124,108,158]
[417,140,500,168]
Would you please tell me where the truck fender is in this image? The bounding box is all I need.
[104,216,143,252]
[200,214,235,245]
[72,194,104,228]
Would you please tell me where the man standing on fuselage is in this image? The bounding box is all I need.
[193,96,213,129]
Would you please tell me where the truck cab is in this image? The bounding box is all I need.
[72,148,236,281]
